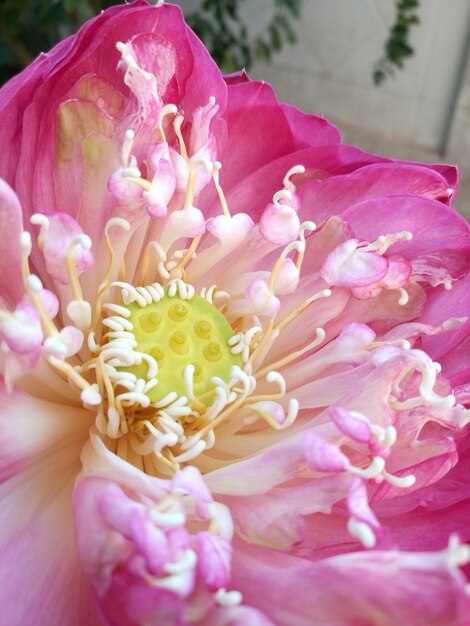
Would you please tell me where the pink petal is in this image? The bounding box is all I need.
[1,304,42,354]
[197,531,232,591]
[259,201,300,245]
[302,431,349,473]
[320,238,389,287]
[231,542,470,626]
[297,162,454,224]
[38,212,93,284]
[329,406,372,443]
[274,258,299,295]
[0,180,24,305]
[244,279,280,317]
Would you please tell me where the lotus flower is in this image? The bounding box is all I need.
[1,2,470,625]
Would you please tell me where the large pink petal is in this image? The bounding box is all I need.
[217,80,295,192]
[341,194,470,261]
[298,162,453,223]
[232,543,470,626]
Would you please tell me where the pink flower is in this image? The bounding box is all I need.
[1,2,470,625]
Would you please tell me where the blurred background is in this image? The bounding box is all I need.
[2,0,470,219]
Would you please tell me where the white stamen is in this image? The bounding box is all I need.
[266,371,286,395]
[151,509,185,528]
[103,303,132,318]
[20,231,32,253]
[272,188,292,204]
[42,336,67,357]
[183,364,195,400]
[446,535,470,567]
[164,550,197,575]
[381,470,416,488]
[153,392,179,408]
[348,456,385,479]
[283,164,305,191]
[81,384,102,406]
[172,440,206,463]
[214,588,243,607]
[398,288,409,305]
[27,274,43,293]
[67,299,92,330]
[105,216,131,234]
[122,129,135,167]
[347,517,376,549]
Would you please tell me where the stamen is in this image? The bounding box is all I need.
[65,234,91,302]
[381,469,416,488]
[212,161,231,218]
[268,240,304,293]
[121,129,135,167]
[276,290,331,334]
[360,231,412,255]
[183,168,196,211]
[173,236,201,276]
[26,275,58,337]
[283,164,305,192]
[255,328,326,379]
[48,355,101,404]
[272,188,292,204]
[348,456,385,479]
[173,115,188,160]
[214,589,243,607]
[246,398,299,430]
[20,231,32,284]
[296,221,316,271]
[30,214,49,249]
[158,103,178,141]
[398,288,409,305]
[125,176,153,191]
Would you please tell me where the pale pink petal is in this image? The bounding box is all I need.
[144,141,176,218]
[1,303,42,354]
[329,406,372,443]
[197,531,232,591]
[273,257,299,295]
[37,212,93,284]
[244,279,280,317]
[302,431,349,473]
[206,213,254,244]
[0,396,98,625]
[320,238,389,287]
[58,325,84,357]
[259,201,300,245]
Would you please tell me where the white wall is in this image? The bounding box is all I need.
[248,0,470,154]
[179,0,470,216]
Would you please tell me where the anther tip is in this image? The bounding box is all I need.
[20,231,32,249]
[30,213,49,226]
[74,234,92,250]
[27,274,43,293]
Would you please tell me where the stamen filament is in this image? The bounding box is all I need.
[212,161,231,218]
[66,235,91,302]
[173,115,188,160]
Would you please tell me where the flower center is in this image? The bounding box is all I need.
[113,286,242,405]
